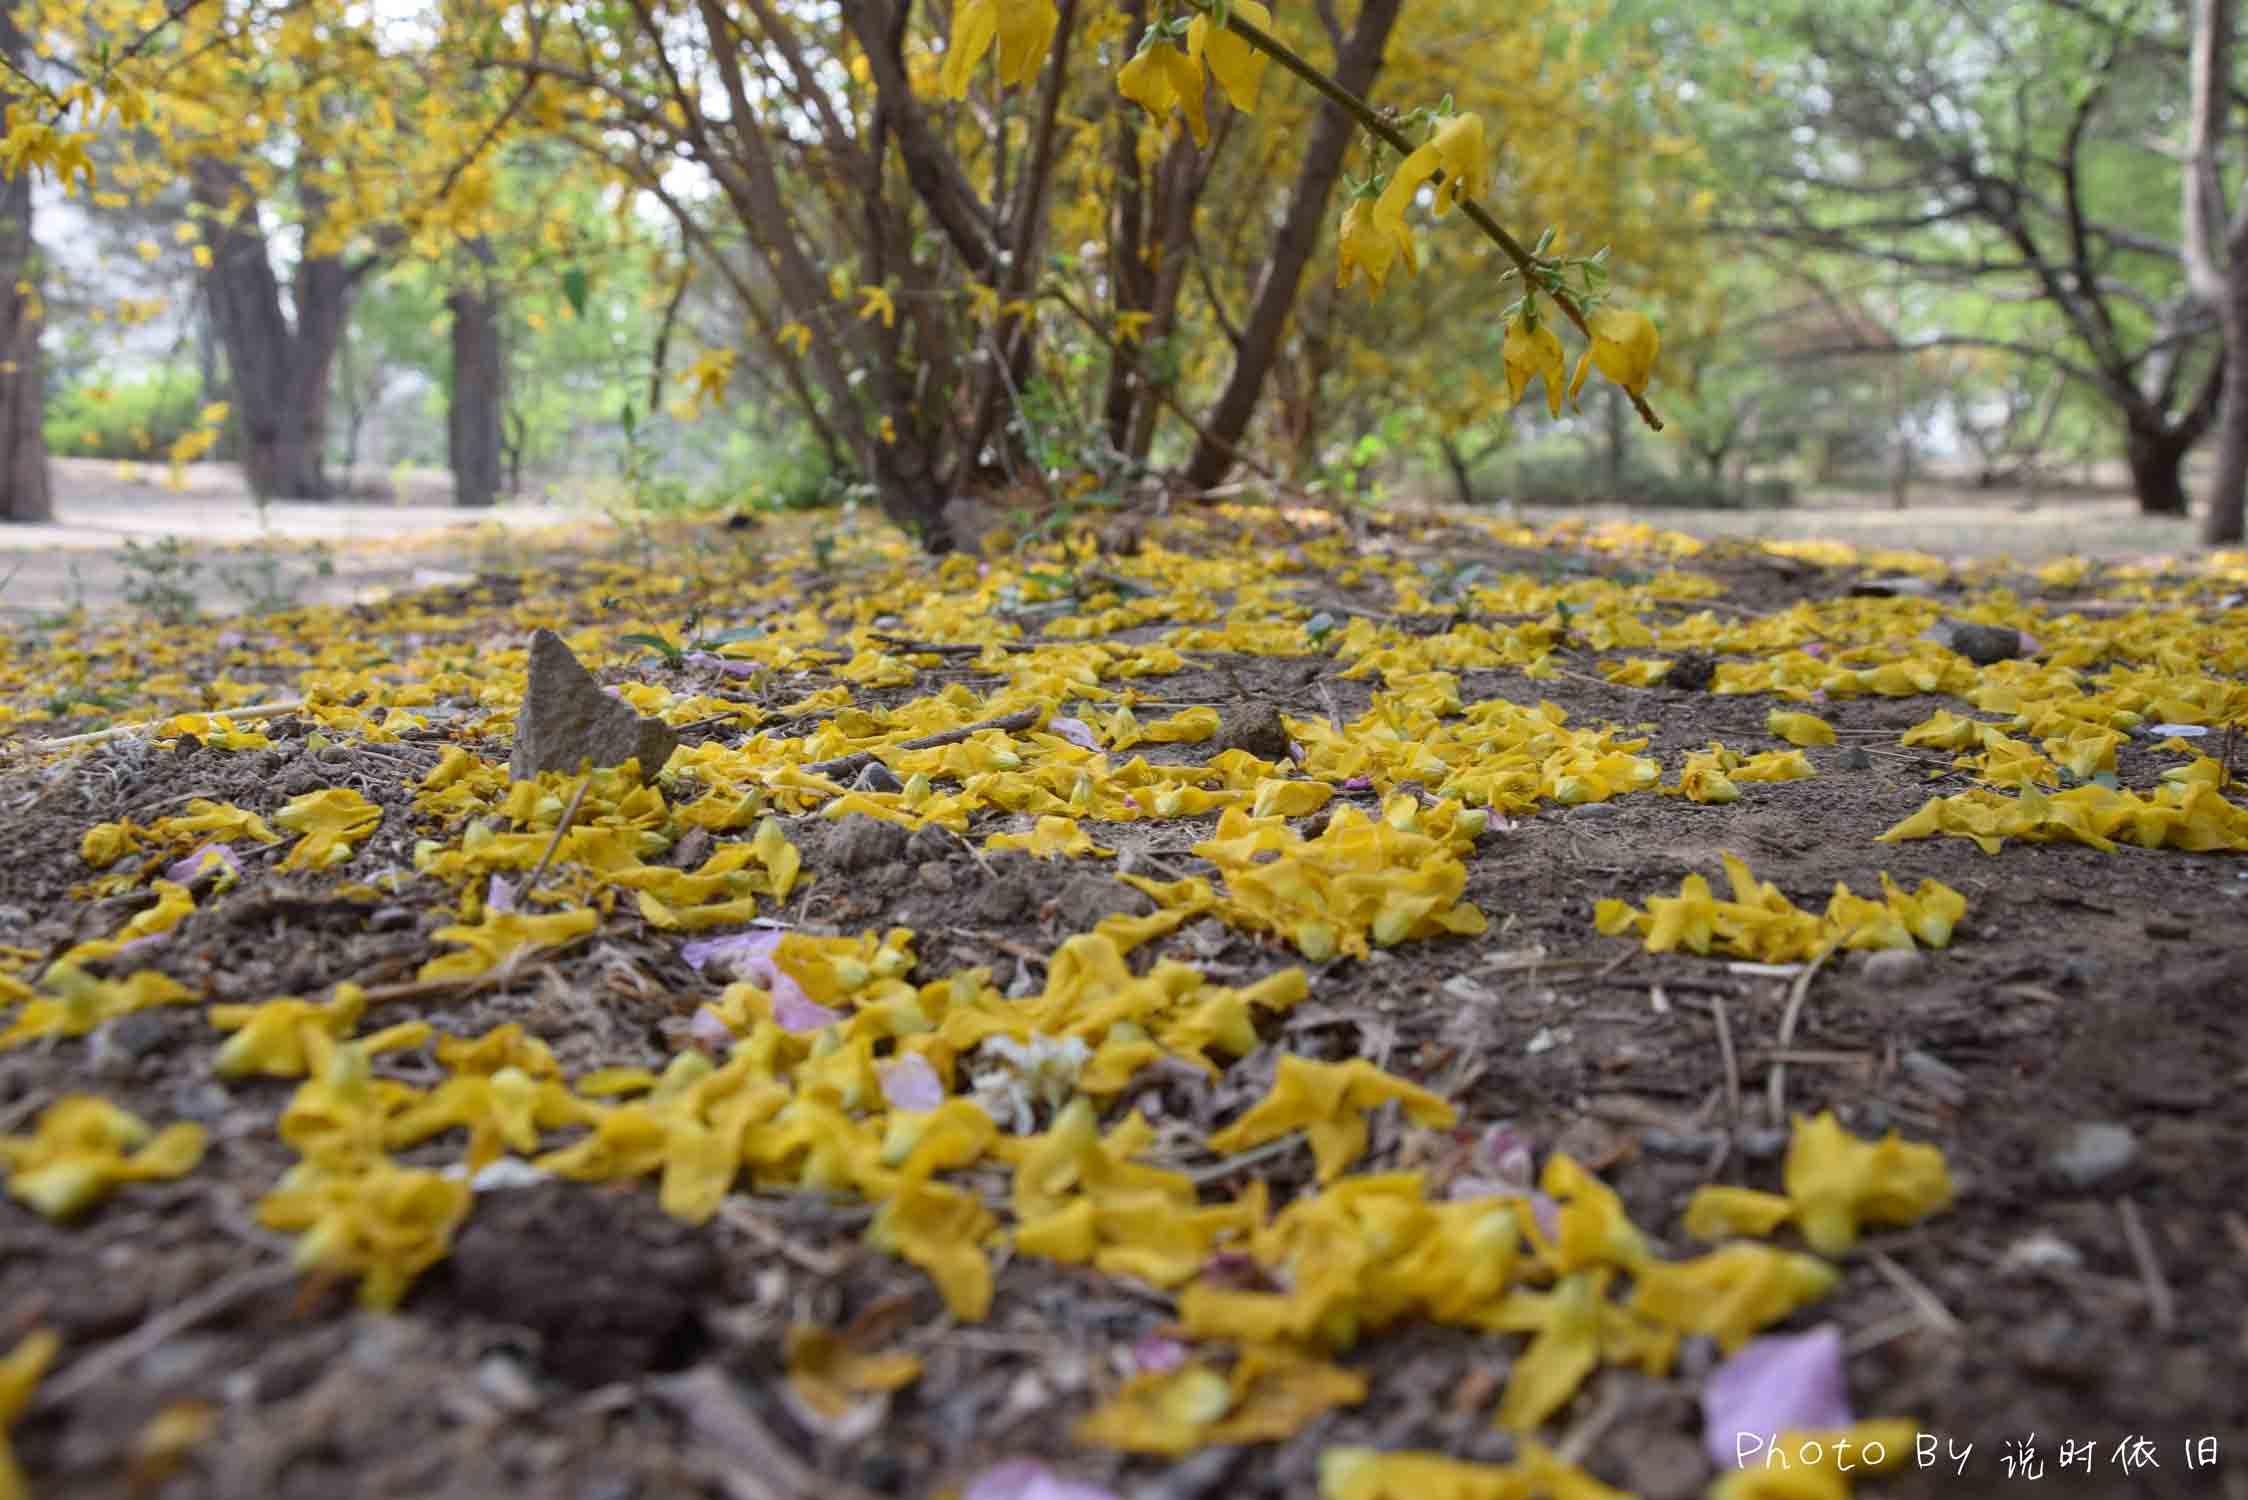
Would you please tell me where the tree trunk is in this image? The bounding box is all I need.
[192,161,358,501]
[2204,280,2248,542]
[448,241,505,508]
[2123,422,2193,516]
[2186,0,2245,541]
[1439,435,1475,509]
[1183,0,1404,490]
[0,0,51,524]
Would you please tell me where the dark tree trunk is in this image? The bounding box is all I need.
[869,437,952,551]
[192,161,359,501]
[2206,267,2248,542]
[0,0,51,524]
[1183,0,1404,491]
[448,240,505,507]
[1440,436,1475,509]
[2124,421,2194,516]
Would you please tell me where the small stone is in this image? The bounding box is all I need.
[1918,617,2024,664]
[1857,948,1926,987]
[916,861,954,894]
[475,1354,541,1414]
[1850,575,1936,598]
[1214,701,1292,761]
[904,823,954,864]
[1735,1126,1787,1161]
[1643,1127,1726,1159]
[1840,745,1872,770]
[1900,1049,1969,1106]
[2045,1122,2137,1188]
[2142,915,2190,939]
[827,813,908,872]
[509,627,679,783]
[1665,651,1716,693]
[854,761,904,794]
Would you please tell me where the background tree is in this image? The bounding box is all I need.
[1699,0,2228,518]
[0,0,50,523]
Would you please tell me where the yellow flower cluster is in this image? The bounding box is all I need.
[0,1095,205,1220]
[1126,799,1488,961]
[1115,1,1271,147]
[1595,852,1966,963]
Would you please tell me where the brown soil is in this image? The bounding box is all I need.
[0,506,2243,1500]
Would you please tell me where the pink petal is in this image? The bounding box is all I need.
[487,874,518,913]
[681,928,785,976]
[1126,1336,1188,1375]
[1471,1123,1536,1188]
[880,1054,946,1111]
[1047,717,1100,750]
[1702,1324,1853,1468]
[772,990,844,1033]
[689,1006,736,1050]
[964,1459,1119,1500]
[1343,776,1372,790]
[165,842,241,885]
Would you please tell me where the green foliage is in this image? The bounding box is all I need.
[43,367,204,460]
[212,541,336,616]
[115,536,204,625]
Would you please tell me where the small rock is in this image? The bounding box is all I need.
[476,1354,541,1414]
[904,823,953,863]
[827,813,908,872]
[1665,651,1716,692]
[97,1009,175,1061]
[1924,618,2026,665]
[1839,745,1872,770]
[2142,915,2190,939]
[509,627,679,783]
[1735,1126,1787,1161]
[2045,1122,2137,1188]
[2010,1311,2106,1384]
[668,826,712,870]
[1996,1230,2083,1277]
[1857,948,1926,987]
[854,761,904,794]
[1643,1127,1726,1159]
[1900,1049,1968,1106]
[1051,872,1154,932]
[1850,575,1936,598]
[1214,701,1292,761]
[916,861,954,894]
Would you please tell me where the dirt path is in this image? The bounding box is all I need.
[0,459,615,624]
[1,499,2242,1500]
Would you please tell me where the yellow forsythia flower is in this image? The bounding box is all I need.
[1186,0,1271,113]
[940,0,1059,98]
[1567,306,1661,404]
[1336,196,1415,291]
[1503,310,1568,418]
[1117,41,1209,146]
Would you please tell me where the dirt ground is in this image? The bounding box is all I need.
[0,494,2244,1500]
[0,459,609,625]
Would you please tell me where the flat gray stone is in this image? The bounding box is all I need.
[1858,947,1927,987]
[2046,1122,2137,1188]
[509,628,679,783]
